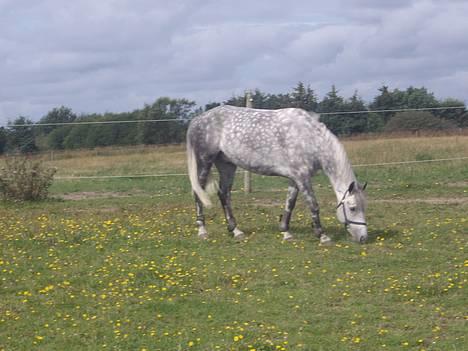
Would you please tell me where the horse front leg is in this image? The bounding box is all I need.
[297,179,332,244]
[279,181,298,241]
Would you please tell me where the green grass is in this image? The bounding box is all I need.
[1,135,467,350]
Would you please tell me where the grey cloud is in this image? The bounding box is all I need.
[0,0,467,124]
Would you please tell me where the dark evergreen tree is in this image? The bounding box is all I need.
[224,94,245,107]
[342,91,369,134]
[264,93,293,109]
[369,85,405,123]
[291,82,318,111]
[7,117,38,154]
[225,89,269,108]
[205,102,221,111]
[318,85,346,135]
[0,127,7,154]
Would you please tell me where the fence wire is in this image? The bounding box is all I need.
[54,156,468,180]
[6,106,466,128]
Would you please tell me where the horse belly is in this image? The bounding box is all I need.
[222,144,289,176]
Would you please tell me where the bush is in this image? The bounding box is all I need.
[0,157,56,201]
[384,111,458,133]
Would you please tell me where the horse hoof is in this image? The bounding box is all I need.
[282,232,294,241]
[198,232,208,240]
[233,228,246,241]
[320,235,332,245]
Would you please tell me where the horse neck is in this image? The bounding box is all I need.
[319,134,357,202]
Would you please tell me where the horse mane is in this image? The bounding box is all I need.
[318,120,357,194]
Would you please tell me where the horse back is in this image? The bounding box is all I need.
[189,106,326,176]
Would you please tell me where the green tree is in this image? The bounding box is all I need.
[263,93,293,109]
[370,86,404,122]
[38,106,76,133]
[7,117,38,154]
[370,85,443,124]
[405,86,438,109]
[137,97,196,145]
[62,123,90,149]
[318,85,346,135]
[85,112,140,148]
[341,92,371,134]
[35,106,77,150]
[205,102,221,111]
[433,99,466,127]
[318,85,345,112]
[225,89,270,109]
[0,127,7,154]
[224,94,245,107]
[291,82,318,111]
[46,126,74,150]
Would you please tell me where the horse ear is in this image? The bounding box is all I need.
[348,181,356,193]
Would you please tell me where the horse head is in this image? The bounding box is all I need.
[336,181,368,243]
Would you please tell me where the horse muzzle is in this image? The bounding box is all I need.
[347,224,368,244]
[359,233,368,244]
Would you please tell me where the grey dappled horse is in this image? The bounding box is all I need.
[186,105,368,244]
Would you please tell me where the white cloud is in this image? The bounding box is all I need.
[0,0,466,124]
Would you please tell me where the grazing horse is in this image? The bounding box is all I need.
[186,105,368,244]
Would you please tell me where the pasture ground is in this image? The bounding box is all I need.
[1,136,467,350]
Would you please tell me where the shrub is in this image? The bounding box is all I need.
[384,111,458,133]
[0,157,56,201]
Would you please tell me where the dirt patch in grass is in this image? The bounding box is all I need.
[252,196,468,208]
[372,197,468,205]
[58,190,467,206]
[447,181,468,188]
[58,191,135,201]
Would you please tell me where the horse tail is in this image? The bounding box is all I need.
[186,134,214,208]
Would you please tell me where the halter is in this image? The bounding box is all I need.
[336,190,367,228]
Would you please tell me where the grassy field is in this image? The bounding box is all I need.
[1,136,467,350]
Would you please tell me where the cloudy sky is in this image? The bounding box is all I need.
[1,0,467,124]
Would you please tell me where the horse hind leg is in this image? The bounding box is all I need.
[195,161,213,239]
[279,180,299,241]
[215,159,245,240]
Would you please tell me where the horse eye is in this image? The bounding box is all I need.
[349,206,357,212]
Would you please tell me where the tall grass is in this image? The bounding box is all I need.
[13,135,466,179]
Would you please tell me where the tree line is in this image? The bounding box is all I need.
[0,83,466,154]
